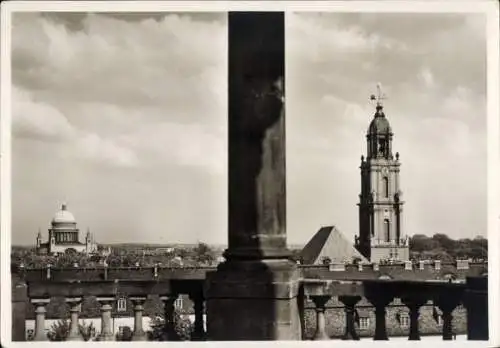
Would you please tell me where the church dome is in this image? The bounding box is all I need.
[368,106,392,134]
[51,204,76,224]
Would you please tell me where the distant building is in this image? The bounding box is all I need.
[299,226,368,265]
[355,94,410,262]
[36,204,98,255]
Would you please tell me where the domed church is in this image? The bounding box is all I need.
[35,203,98,255]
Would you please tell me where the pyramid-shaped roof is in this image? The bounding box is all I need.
[299,226,368,265]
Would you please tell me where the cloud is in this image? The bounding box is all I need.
[11,12,227,245]
[12,86,76,142]
[13,86,139,168]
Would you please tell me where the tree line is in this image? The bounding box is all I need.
[409,233,487,262]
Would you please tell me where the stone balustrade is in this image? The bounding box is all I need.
[15,279,206,342]
[300,276,487,341]
[11,267,487,342]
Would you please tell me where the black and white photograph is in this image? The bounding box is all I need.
[1,1,498,346]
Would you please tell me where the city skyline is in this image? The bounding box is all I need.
[11,12,488,246]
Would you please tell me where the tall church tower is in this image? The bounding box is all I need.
[355,86,409,262]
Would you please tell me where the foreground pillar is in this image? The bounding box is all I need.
[205,12,300,340]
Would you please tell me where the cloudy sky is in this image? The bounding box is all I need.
[11,12,487,246]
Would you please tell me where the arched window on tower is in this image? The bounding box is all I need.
[384,219,390,242]
[383,177,389,198]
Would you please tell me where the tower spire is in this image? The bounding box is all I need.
[370,83,387,110]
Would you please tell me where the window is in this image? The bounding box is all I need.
[117,297,127,312]
[383,177,389,198]
[391,248,399,259]
[384,219,390,242]
[175,297,183,310]
[359,317,370,330]
[400,314,410,328]
[437,315,443,326]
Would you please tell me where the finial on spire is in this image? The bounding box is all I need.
[370,82,387,108]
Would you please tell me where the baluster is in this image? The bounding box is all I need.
[65,297,83,341]
[160,294,178,341]
[96,297,114,341]
[310,295,331,340]
[339,295,361,340]
[434,294,461,340]
[130,297,147,341]
[189,292,206,341]
[401,296,427,340]
[32,298,50,341]
[366,294,393,340]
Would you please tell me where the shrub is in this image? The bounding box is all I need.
[47,319,96,341]
[147,310,193,341]
[115,326,133,341]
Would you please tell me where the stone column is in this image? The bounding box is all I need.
[339,296,361,340]
[160,295,178,341]
[205,12,300,341]
[366,294,393,340]
[32,298,50,341]
[130,297,147,341]
[402,296,427,341]
[65,297,83,341]
[189,292,206,341]
[310,295,330,340]
[96,297,114,341]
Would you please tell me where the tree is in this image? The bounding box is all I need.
[432,234,456,253]
[409,234,440,253]
[191,243,215,266]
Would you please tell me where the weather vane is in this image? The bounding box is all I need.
[370,83,387,107]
